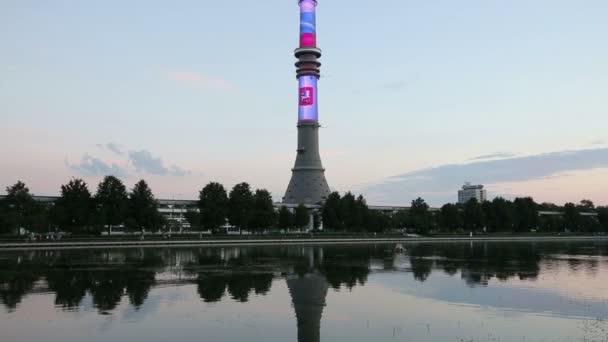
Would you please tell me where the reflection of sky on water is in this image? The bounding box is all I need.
[375,271,608,319]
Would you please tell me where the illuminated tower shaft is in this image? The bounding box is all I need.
[283,0,330,205]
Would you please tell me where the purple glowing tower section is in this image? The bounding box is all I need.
[299,76,318,121]
[297,0,319,122]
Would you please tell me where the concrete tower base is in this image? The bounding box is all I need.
[283,121,330,204]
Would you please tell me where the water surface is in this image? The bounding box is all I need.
[1,241,607,342]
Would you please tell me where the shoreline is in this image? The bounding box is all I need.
[0,235,607,251]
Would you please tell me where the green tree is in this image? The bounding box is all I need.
[198,182,228,232]
[94,176,129,235]
[492,197,514,232]
[278,206,293,230]
[321,192,341,230]
[294,204,310,231]
[312,211,321,231]
[52,178,92,233]
[392,210,409,230]
[563,202,580,232]
[439,203,461,231]
[481,200,495,232]
[250,189,276,233]
[366,210,390,233]
[1,181,42,234]
[578,199,595,211]
[597,206,608,232]
[513,197,538,232]
[127,180,162,232]
[339,192,357,231]
[185,210,202,230]
[228,183,254,233]
[463,198,484,231]
[409,197,431,234]
[354,195,369,231]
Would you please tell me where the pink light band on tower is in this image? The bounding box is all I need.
[299,0,317,48]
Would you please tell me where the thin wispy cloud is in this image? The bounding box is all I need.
[364,148,608,206]
[468,152,516,161]
[167,71,233,90]
[65,154,127,178]
[96,142,124,155]
[380,81,409,90]
[105,142,123,155]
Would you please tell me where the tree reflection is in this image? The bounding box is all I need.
[1,241,607,314]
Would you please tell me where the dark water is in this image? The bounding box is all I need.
[1,242,608,342]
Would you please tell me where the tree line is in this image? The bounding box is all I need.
[1,178,607,235]
[0,177,164,235]
[0,178,309,235]
[319,192,608,234]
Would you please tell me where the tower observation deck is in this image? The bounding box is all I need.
[283,0,331,205]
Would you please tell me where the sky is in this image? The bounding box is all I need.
[1,0,607,206]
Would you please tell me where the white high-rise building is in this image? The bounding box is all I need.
[458,183,487,204]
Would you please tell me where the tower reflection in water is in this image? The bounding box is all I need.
[286,247,328,342]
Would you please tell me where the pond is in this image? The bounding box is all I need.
[1,241,607,342]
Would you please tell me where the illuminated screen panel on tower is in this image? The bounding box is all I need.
[299,0,317,47]
[298,75,318,121]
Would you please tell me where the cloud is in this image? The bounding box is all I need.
[379,81,409,90]
[66,154,127,177]
[169,165,190,177]
[364,148,608,206]
[128,150,190,176]
[590,139,605,146]
[468,152,516,161]
[167,71,233,90]
[105,142,123,155]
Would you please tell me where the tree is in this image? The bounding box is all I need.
[463,198,484,231]
[52,178,92,233]
[578,199,595,211]
[321,192,341,230]
[339,192,357,231]
[250,189,276,233]
[439,203,461,232]
[228,183,254,233]
[597,206,608,232]
[198,182,228,232]
[294,204,310,231]
[185,210,202,230]
[563,202,580,232]
[353,195,369,231]
[366,210,390,233]
[127,180,162,232]
[410,198,431,234]
[278,206,293,230]
[392,210,409,230]
[312,212,321,231]
[492,197,514,232]
[94,176,129,235]
[513,197,538,232]
[1,181,42,234]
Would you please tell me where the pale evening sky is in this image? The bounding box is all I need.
[1,0,607,206]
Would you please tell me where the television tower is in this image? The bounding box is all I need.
[283,0,331,205]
